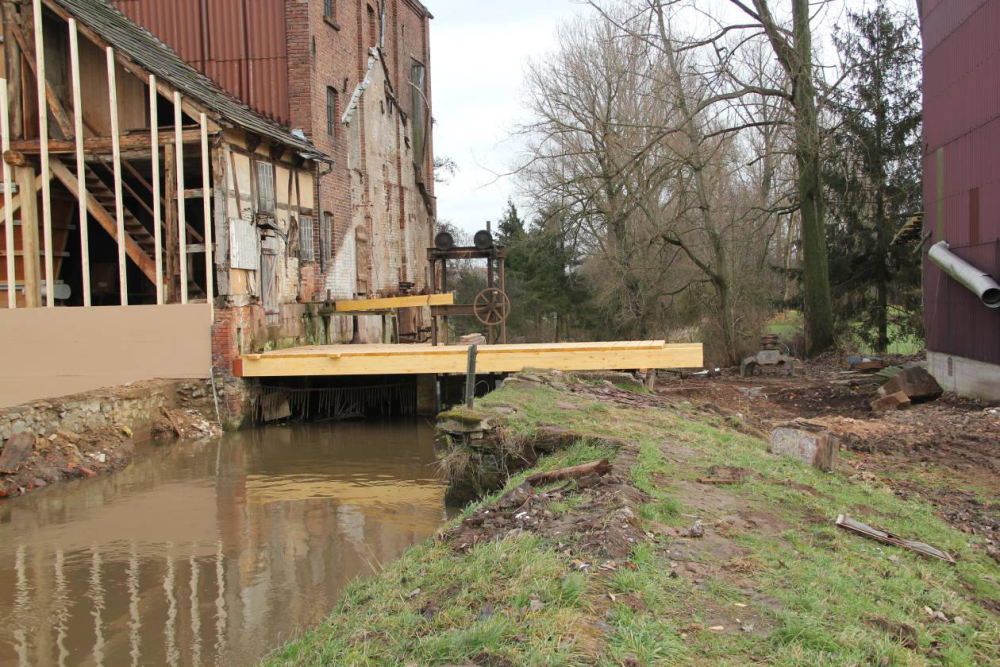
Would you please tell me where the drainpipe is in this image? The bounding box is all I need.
[928,241,1000,309]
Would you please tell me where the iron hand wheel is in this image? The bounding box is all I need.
[473,287,511,326]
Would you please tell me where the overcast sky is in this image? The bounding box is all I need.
[427,0,912,235]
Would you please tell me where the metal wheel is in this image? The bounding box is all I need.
[473,287,511,326]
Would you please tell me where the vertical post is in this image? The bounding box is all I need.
[174,92,187,304]
[150,75,163,304]
[106,47,127,305]
[200,113,212,318]
[163,142,177,302]
[69,20,89,306]
[465,343,477,409]
[1,79,15,308]
[15,166,40,306]
[499,257,506,344]
[33,0,54,307]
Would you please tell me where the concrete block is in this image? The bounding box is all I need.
[768,423,838,471]
[871,391,912,413]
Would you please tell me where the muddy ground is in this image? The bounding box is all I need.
[655,353,1000,561]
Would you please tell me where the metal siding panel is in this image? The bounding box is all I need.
[229,218,260,271]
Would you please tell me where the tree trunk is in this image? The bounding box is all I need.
[792,0,834,356]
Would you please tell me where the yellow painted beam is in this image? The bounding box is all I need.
[236,342,703,377]
[334,293,454,312]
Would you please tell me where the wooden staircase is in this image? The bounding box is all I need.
[49,158,158,285]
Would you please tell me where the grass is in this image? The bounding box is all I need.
[262,380,1000,666]
[766,309,923,355]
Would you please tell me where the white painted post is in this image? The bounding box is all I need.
[1,80,14,309]
[174,92,187,304]
[33,0,54,307]
[106,47,127,305]
[69,20,90,307]
[150,75,163,304]
[200,113,212,319]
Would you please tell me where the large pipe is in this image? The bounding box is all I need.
[928,240,1000,309]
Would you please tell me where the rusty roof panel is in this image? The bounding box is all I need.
[51,0,321,158]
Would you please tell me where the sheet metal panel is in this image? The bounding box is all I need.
[110,0,290,125]
[229,217,260,271]
[923,0,1000,364]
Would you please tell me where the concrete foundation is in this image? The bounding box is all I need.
[927,351,1000,402]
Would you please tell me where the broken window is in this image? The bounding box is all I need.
[255,162,276,215]
[327,87,339,138]
[321,211,334,265]
[410,60,427,171]
[299,215,315,262]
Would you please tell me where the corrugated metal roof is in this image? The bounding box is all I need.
[47,0,326,160]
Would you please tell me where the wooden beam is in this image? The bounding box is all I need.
[334,293,454,312]
[49,159,156,285]
[3,149,28,167]
[163,142,177,302]
[1,78,15,308]
[235,342,705,377]
[32,0,54,307]
[200,113,212,318]
[174,91,187,304]
[3,3,24,137]
[150,74,162,304]
[14,165,40,307]
[9,16,74,140]
[10,129,206,154]
[106,46,127,304]
[0,171,44,216]
[69,19,90,306]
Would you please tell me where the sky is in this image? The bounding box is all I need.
[427,0,913,236]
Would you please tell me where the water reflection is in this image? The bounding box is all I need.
[0,421,449,666]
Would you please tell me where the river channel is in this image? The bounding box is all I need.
[0,420,451,666]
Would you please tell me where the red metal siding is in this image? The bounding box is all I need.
[110,0,290,125]
[922,0,1000,364]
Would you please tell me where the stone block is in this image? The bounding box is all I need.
[768,423,838,471]
[870,391,911,413]
[878,367,943,402]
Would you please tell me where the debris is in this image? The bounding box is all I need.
[877,366,943,402]
[529,598,543,613]
[525,459,611,487]
[835,514,955,563]
[870,391,912,413]
[866,617,918,649]
[0,433,36,474]
[768,422,839,471]
[846,356,886,371]
[688,520,705,538]
[406,588,421,599]
[162,407,184,437]
[496,482,534,510]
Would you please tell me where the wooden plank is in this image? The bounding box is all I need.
[236,342,703,377]
[15,166,41,307]
[33,0,54,307]
[248,340,668,359]
[174,92,187,304]
[10,130,205,154]
[1,78,15,308]
[334,293,454,312]
[200,113,212,319]
[106,47,127,305]
[69,19,90,306]
[150,75,162,304]
[163,142,177,302]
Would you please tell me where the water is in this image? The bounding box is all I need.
[0,421,450,667]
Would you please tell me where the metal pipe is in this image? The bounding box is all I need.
[928,240,1000,309]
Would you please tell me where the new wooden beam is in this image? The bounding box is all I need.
[174,92,187,304]
[32,0,54,307]
[107,46,127,304]
[14,166,41,307]
[69,19,90,306]
[1,79,14,308]
[334,293,454,312]
[150,75,163,304]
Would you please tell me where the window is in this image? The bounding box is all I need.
[321,212,334,264]
[367,5,378,48]
[255,162,276,215]
[327,87,339,138]
[410,60,427,169]
[324,0,334,19]
[299,215,315,262]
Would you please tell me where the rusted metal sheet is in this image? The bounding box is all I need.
[922,0,1000,365]
[110,0,290,125]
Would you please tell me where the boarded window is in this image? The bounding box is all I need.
[299,215,315,262]
[321,211,334,264]
[355,224,369,295]
[324,0,334,18]
[327,87,339,137]
[410,60,427,171]
[229,217,260,270]
[255,162,276,215]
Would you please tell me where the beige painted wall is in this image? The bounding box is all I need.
[0,304,212,407]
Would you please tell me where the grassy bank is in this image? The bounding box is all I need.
[263,376,999,666]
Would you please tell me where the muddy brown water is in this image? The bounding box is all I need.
[0,421,452,667]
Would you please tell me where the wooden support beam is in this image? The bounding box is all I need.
[32,0,54,307]
[106,46,127,304]
[69,18,90,306]
[14,165,40,307]
[163,142,177,302]
[0,171,44,216]
[174,91,187,304]
[9,16,74,140]
[10,129,206,154]
[1,78,15,308]
[200,113,212,318]
[3,3,24,138]
[150,74,162,304]
[334,293,454,312]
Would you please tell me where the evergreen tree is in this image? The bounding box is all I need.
[825,3,923,353]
